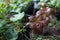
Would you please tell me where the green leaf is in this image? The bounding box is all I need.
[10,12,25,22]
[0,20,7,27]
[48,0,60,7]
[4,29,18,40]
[56,0,60,7]
[0,23,3,27]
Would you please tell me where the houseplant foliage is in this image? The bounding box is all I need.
[0,0,60,40]
[0,0,31,40]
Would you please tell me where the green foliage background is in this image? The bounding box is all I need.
[0,0,60,40]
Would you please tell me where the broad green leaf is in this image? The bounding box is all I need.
[56,0,60,7]
[4,29,18,40]
[10,12,25,22]
[48,0,60,7]
[0,23,3,27]
[0,20,7,27]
